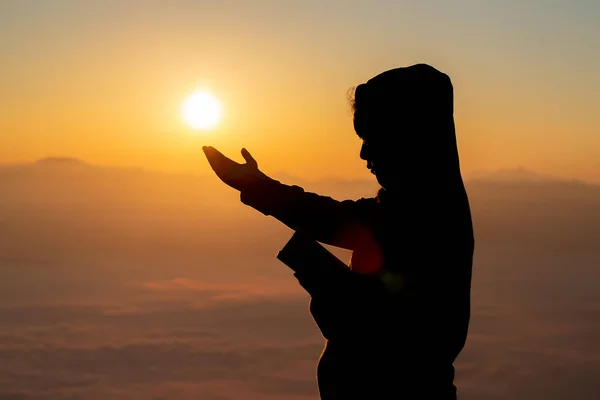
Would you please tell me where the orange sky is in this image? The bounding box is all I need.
[1,1,599,182]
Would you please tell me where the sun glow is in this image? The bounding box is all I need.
[181,91,223,130]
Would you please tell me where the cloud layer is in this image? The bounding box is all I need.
[0,163,598,399]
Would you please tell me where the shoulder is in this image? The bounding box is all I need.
[353,196,380,221]
[354,196,379,210]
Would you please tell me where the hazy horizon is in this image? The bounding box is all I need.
[2,155,598,186]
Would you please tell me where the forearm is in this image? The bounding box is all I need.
[240,177,363,249]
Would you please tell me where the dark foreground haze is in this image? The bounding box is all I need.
[0,158,599,399]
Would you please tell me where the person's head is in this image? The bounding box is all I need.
[351,63,458,193]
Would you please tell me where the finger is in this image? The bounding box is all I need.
[203,146,237,166]
[202,146,219,161]
[203,146,240,174]
[202,146,212,160]
[203,146,225,159]
[202,146,222,170]
[241,148,258,168]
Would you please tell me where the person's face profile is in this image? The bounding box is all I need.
[357,132,399,191]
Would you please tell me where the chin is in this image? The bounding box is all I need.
[375,174,390,190]
[375,170,401,192]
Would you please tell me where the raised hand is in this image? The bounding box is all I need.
[202,146,269,191]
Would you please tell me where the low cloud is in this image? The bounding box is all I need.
[0,297,322,399]
[138,278,300,301]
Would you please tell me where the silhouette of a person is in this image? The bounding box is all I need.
[203,63,474,400]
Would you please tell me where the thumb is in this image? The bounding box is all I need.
[241,148,258,168]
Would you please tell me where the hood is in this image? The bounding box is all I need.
[354,64,465,201]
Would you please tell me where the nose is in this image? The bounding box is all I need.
[360,141,369,161]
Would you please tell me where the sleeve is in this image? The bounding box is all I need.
[240,177,372,250]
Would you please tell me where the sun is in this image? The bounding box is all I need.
[181,91,222,130]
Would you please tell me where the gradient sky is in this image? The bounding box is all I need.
[1,0,599,182]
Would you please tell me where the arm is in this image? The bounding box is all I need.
[202,145,372,250]
[241,177,369,250]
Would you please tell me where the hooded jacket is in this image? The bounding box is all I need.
[240,64,474,400]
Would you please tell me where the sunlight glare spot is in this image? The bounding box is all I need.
[181,91,222,130]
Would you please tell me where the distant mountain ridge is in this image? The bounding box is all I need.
[34,157,90,167]
[0,158,593,187]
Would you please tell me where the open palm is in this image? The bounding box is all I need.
[202,146,267,191]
